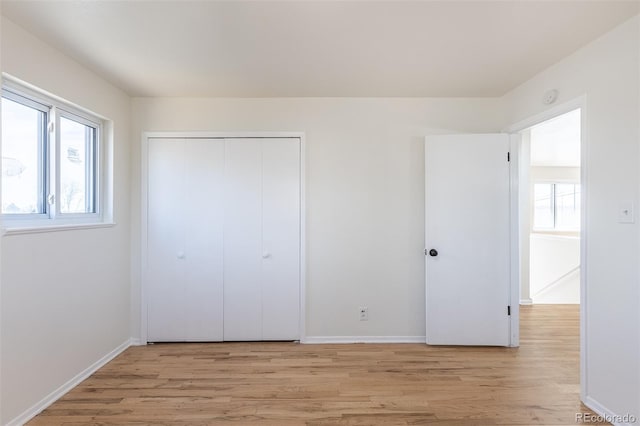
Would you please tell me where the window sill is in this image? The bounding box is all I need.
[2,222,116,236]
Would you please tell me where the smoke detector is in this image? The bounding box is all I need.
[543,89,558,105]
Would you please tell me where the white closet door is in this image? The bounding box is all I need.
[148,138,186,341]
[223,138,301,341]
[147,138,225,342]
[148,137,300,342]
[261,139,300,340]
[184,139,225,341]
[223,139,263,340]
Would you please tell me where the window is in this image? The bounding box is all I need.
[1,80,104,227]
[59,114,97,214]
[1,92,47,215]
[533,182,580,231]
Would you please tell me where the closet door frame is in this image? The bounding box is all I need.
[140,132,306,345]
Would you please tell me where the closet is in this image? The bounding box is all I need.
[146,137,301,342]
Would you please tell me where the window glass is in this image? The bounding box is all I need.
[1,96,46,214]
[533,183,554,229]
[556,183,580,230]
[59,116,96,214]
[533,182,580,231]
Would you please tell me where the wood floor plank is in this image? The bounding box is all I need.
[27,305,606,425]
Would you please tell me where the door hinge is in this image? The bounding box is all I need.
[507,305,511,316]
[507,152,511,162]
[424,248,428,256]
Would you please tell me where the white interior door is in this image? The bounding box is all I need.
[223,139,264,341]
[147,138,225,342]
[147,136,301,342]
[183,139,225,341]
[261,139,300,340]
[425,134,512,346]
[148,138,185,341]
[223,138,301,341]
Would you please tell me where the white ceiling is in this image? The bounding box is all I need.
[1,1,638,97]
[531,108,581,167]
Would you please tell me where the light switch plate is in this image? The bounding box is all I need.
[618,201,635,224]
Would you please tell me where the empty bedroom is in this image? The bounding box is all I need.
[0,1,639,425]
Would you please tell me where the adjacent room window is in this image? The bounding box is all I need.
[533,182,581,231]
[1,80,103,226]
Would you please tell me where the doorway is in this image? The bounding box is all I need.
[520,109,582,305]
[511,98,586,397]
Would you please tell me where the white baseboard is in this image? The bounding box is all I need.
[129,337,144,346]
[583,395,638,426]
[301,336,426,344]
[520,298,533,305]
[6,338,134,426]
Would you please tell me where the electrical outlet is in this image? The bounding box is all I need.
[359,307,368,321]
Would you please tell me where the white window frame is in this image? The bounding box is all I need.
[1,78,107,232]
[1,88,49,220]
[532,180,581,232]
[54,108,101,220]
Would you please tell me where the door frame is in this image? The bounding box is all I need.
[505,95,588,400]
[139,131,307,345]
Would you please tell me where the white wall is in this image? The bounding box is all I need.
[503,15,640,421]
[130,97,504,340]
[530,234,580,303]
[0,17,132,424]
[528,166,581,304]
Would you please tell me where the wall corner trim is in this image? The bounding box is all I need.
[5,338,134,426]
[583,395,636,426]
[301,336,426,344]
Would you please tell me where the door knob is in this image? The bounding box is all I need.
[262,252,272,259]
[429,249,438,257]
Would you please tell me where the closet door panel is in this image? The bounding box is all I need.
[147,138,186,341]
[147,137,301,342]
[261,139,301,340]
[223,139,263,340]
[184,139,225,341]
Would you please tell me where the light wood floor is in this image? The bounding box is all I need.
[29,305,602,425]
